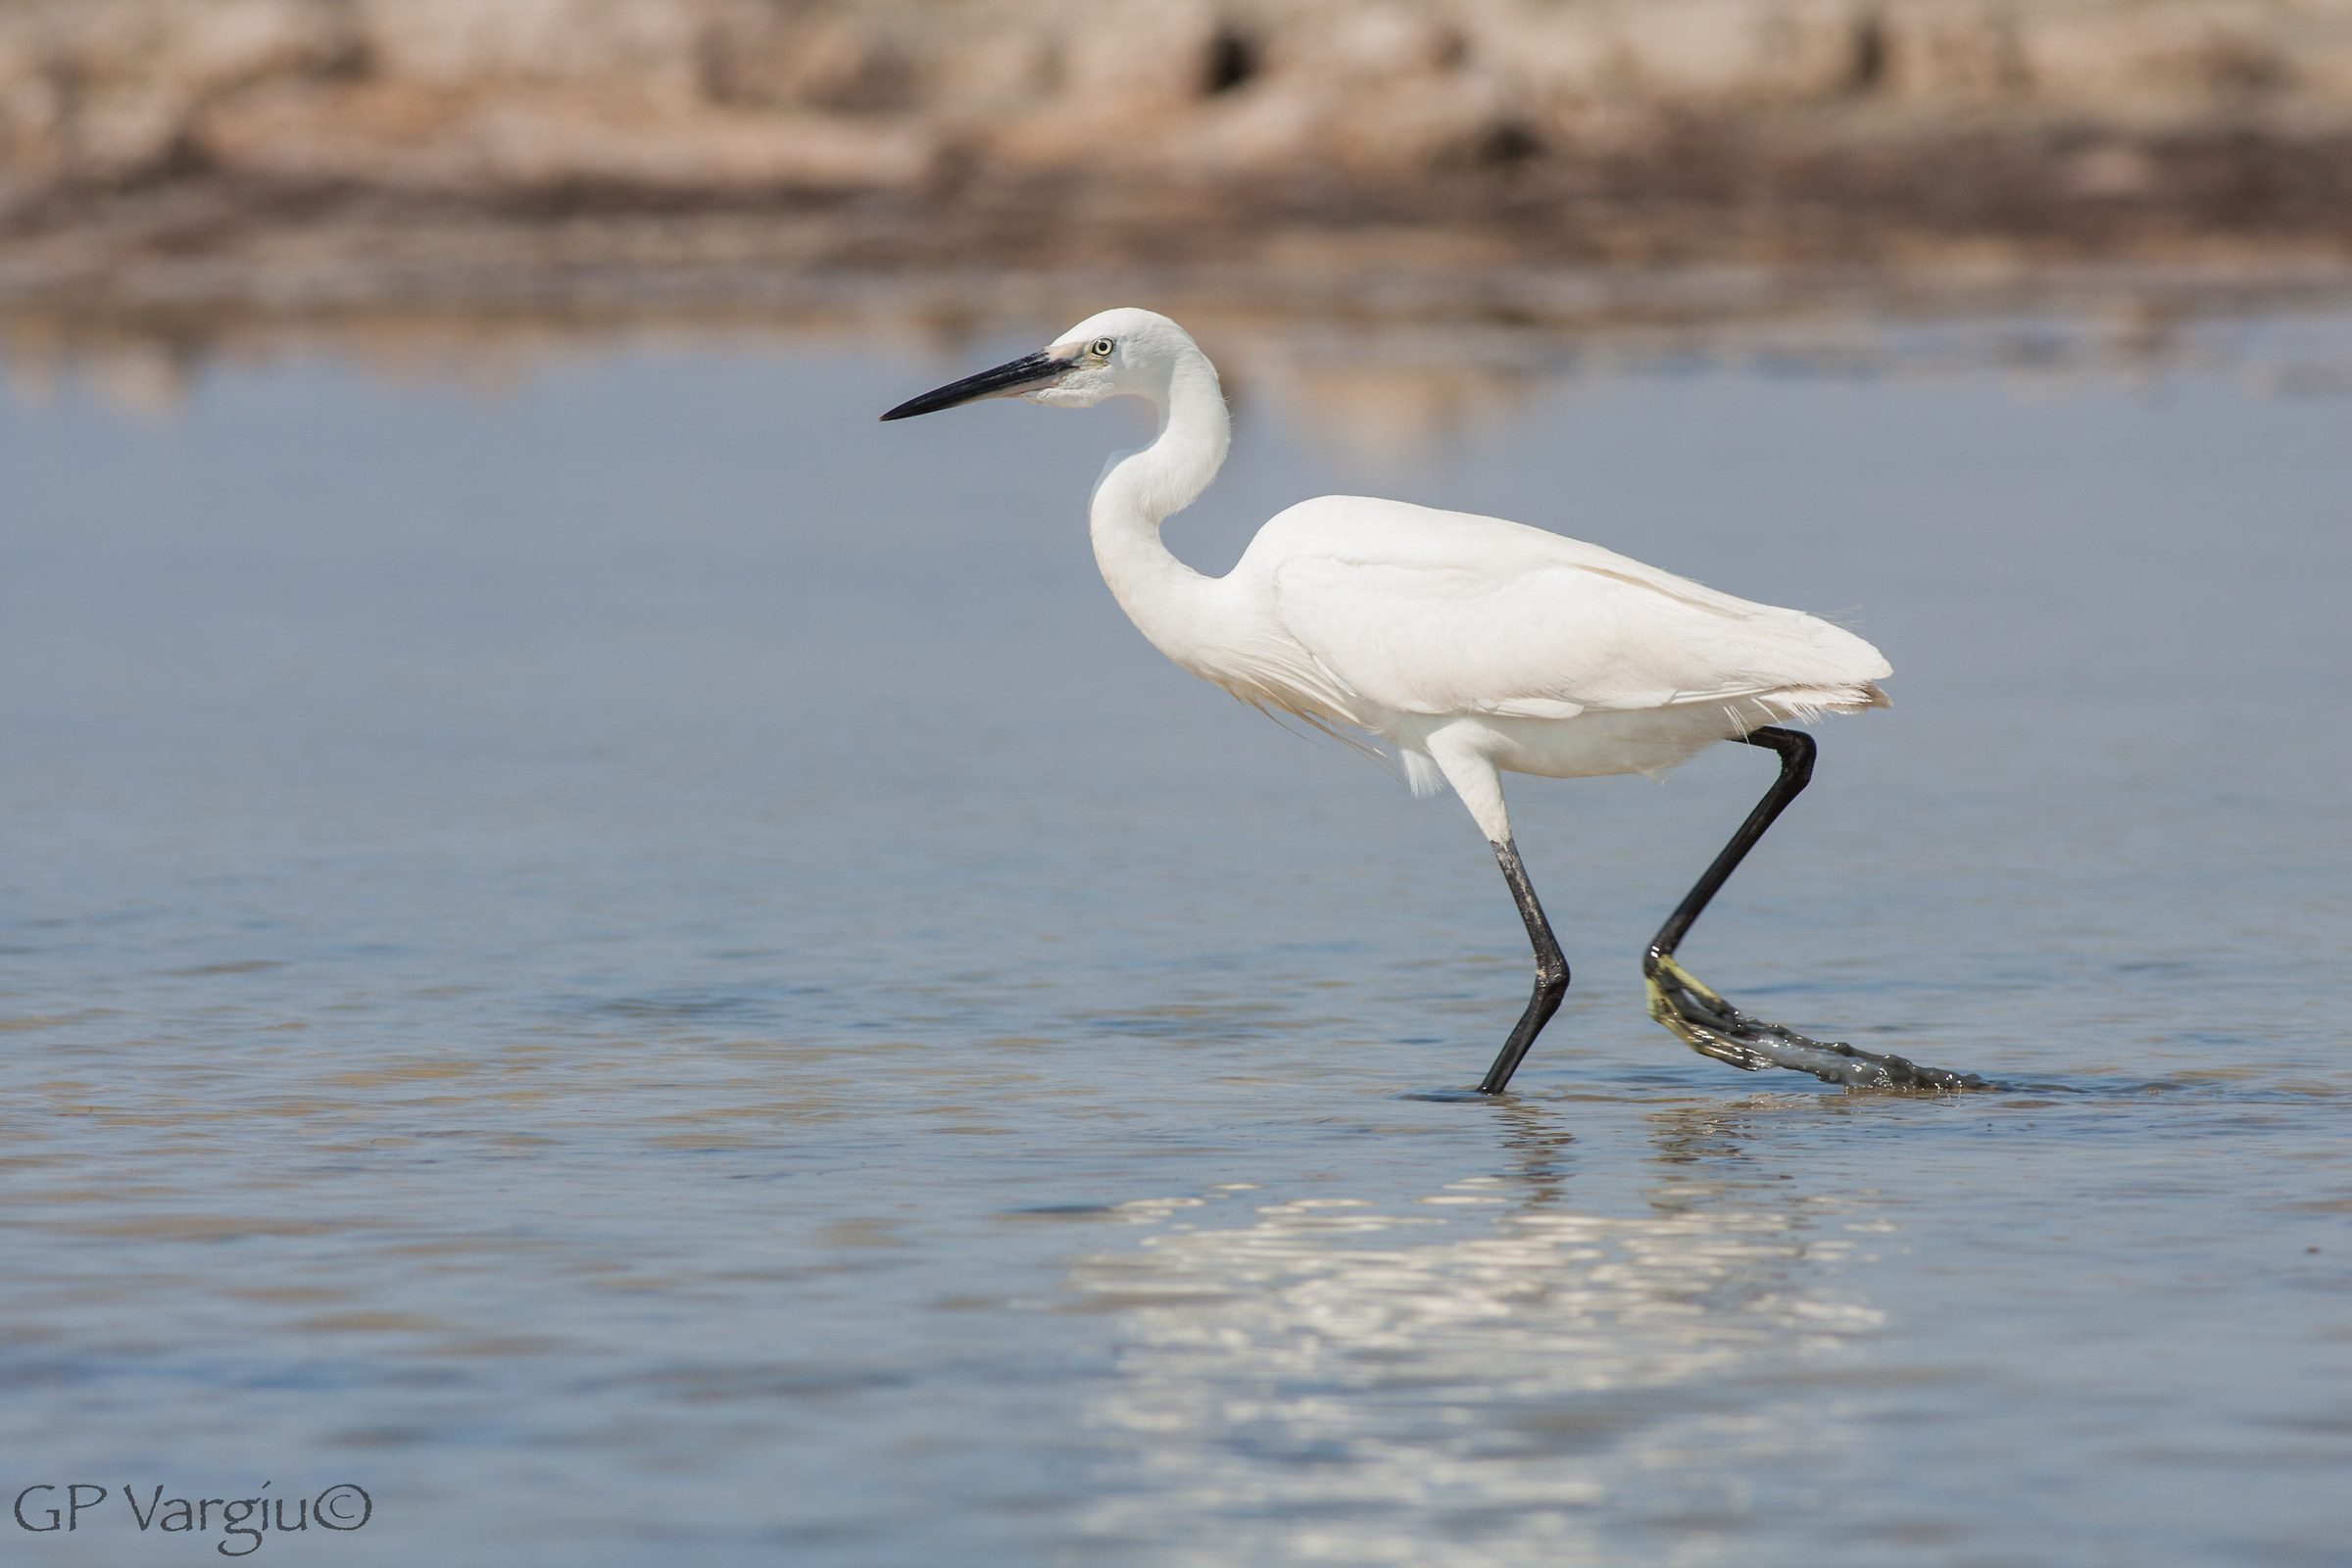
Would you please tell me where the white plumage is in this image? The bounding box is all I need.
[883,307,1910,1093]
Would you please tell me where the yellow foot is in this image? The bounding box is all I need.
[1644,954,1991,1091]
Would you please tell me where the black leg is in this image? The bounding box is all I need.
[1477,837,1568,1095]
[1642,726,1991,1090]
[1645,727,1816,977]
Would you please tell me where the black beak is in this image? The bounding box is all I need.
[879,350,1072,421]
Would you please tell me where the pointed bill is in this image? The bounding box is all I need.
[879,350,1074,420]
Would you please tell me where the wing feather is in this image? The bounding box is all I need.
[1257,498,1888,720]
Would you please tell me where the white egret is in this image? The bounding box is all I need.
[883,309,1980,1093]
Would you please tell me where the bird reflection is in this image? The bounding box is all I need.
[1490,1098,1578,1200]
[1069,1107,1886,1557]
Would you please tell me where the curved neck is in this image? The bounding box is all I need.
[1087,348,1231,664]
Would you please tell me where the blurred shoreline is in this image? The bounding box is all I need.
[10,194,2352,344]
[8,2,2352,342]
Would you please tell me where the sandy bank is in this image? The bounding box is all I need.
[4,1,2352,310]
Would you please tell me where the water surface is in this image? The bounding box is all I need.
[3,307,2348,1565]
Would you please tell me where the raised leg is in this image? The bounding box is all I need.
[1477,837,1568,1095]
[1644,727,1991,1091]
[1646,727,1815,991]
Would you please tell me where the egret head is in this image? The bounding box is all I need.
[879,308,1198,421]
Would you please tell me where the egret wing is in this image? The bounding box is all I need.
[1262,500,1887,719]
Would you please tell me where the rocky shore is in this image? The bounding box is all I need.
[5,0,2352,317]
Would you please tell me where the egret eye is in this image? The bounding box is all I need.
[1091,337,1115,357]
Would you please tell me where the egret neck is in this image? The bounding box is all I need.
[1085,342,1231,673]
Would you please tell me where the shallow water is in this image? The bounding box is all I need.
[4,308,2349,1565]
